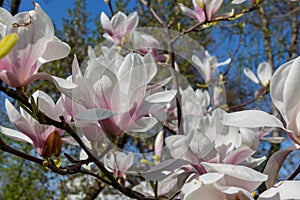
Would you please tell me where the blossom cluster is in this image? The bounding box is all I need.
[0,1,299,200]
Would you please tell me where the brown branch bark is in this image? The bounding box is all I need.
[0,84,152,200]
[10,0,21,15]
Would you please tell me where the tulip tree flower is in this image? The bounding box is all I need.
[0,91,66,158]
[270,56,300,145]
[179,0,224,23]
[101,11,138,45]
[0,3,70,87]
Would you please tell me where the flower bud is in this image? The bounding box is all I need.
[41,131,62,158]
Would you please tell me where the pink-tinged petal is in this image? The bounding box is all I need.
[202,162,268,192]
[154,131,164,158]
[205,0,223,20]
[71,121,104,141]
[282,57,300,118]
[270,59,293,123]
[257,62,272,86]
[223,145,255,165]
[192,0,206,21]
[244,68,260,84]
[7,3,54,84]
[179,3,203,22]
[111,12,127,37]
[263,145,300,189]
[0,70,22,87]
[38,37,71,65]
[117,152,133,172]
[5,99,36,143]
[222,110,284,129]
[100,12,113,35]
[126,12,138,34]
[32,90,58,120]
[22,72,52,86]
[258,181,300,200]
[0,126,33,144]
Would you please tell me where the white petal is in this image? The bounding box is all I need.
[257,62,272,86]
[243,68,259,84]
[141,159,189,181]
[51,76,77,98]
[270,59,293,123]
[145,90,177,103]
[222,110,284,129]
[182,173,225,200]
[283,57,300,117]
[38,37,70,65]
[232,0,247,4]
[202,162,268,192]
[0,126,33,144]
[258,181,300,200]
[127,117,158,133]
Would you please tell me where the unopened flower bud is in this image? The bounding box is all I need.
[41,131,62,158]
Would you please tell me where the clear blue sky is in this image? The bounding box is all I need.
[19,0,110,29]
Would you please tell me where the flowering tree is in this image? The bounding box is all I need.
[0,1,300,199]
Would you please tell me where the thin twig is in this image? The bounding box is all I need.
[0,85,150,200]
[139,0,166,27]
[288,164,300,180]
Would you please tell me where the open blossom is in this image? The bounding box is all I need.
[131,31,167,62]
[179,0,224,23]
[143,108,284,199]
[0,3,70,87]
[101,11,138,45]
[244,62,272,87]
[270,56,300,144]
[104,151,134,179]
[56,50,176,137]
[192,51,230,83]
[0,91,66,157]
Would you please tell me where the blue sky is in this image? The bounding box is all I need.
[18,0,110,29]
